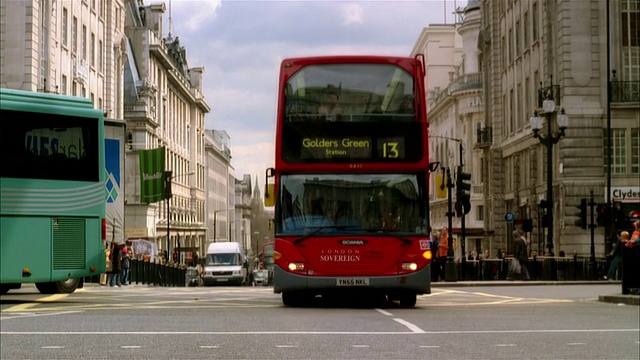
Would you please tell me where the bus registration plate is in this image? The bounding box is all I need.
[336,278,369,286]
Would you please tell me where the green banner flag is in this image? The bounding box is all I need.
[139,147,166,203]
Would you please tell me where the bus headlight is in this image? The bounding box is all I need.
[401,262,418,271]
[288,262,305,271]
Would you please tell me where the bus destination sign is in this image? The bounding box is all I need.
[300,137,405,160]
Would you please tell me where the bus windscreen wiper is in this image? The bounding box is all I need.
[293,225,361,245]
[361,228,412,246]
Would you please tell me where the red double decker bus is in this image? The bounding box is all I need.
[265,55,433,307]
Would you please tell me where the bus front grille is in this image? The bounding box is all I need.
[52,218,86,270]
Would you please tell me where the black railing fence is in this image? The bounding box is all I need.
[451,255,611,282]
[83,248,640,290]
[86,259,187,287]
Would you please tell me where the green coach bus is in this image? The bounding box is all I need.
[0,88,107,294]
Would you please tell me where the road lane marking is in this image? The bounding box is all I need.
[121,346,142,349]
[419,345,439,348]
[276,345,298,348]
[392,318,426,333]
[42,346,64,349]
[3,294,69,312]
[495,344,516,347]
[566,343,586,346]
[200,345,220,348]
[1,310,82,320]
[375,309,393,316]
[3,329,636,335]
[352,345,370,348]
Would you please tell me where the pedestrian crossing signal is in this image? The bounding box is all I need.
[596,204,609,227]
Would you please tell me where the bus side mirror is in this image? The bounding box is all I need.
[264,167,275,207]
[264,184,275,207]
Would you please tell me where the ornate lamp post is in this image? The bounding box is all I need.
[530,79,569,256]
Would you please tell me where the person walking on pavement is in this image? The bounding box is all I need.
[513,230,530,280]
[120,244,131,286]
[606,231,627,280]
[109,242,122,287]
[437,227,450,281]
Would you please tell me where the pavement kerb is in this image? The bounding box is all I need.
[78,280,640,306]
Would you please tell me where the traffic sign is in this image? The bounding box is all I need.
[504,212,515,222]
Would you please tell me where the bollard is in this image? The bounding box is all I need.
[622,245,640,295]
[143,260,149,285]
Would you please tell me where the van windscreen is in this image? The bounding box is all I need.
[206,253,241,266]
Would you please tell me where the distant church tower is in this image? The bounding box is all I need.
[251,176,262,210]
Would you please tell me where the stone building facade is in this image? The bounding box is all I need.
[478,0,639,256]
[122,1,211,262]
[412,2,487,259]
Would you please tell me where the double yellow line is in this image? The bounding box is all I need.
[3,294,69,312]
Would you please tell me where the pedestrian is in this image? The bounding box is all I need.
[109,242,122,287]
[626,220,640,247]
[120,244,131,286]
[606,231,627,280]
[512,230,530,280]
[430,229,440,282]
[437,227,450,281]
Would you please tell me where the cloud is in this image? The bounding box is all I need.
[162,0,468,190]
[166,0,222,33]
[340,4,364,26]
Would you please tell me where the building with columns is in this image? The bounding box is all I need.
[1,0,128,243]
[122,1,210,263]
[1,0,125,110]
[204,129,236,247]
[477,0,639,257]
[412,1,486,259]
[414,0,638,260]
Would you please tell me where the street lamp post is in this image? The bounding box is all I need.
[530,77,568,256]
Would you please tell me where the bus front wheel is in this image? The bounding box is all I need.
[35,278,80,294]
[399,293,417,308]
[282,291,309,307]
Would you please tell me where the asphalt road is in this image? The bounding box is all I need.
[1,283,638,359]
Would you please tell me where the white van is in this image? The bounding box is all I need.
[202,242,247,286]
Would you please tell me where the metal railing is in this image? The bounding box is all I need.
[611,80,640,103]
[433,254,612,282]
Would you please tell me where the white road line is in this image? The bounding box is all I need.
[375,308,393,316]
[42,346,63,349]
[419,345,439,348]
[276,345,297,348]
[1,311,83,320]
[495,344,516,347]
[1,329,637,335]
[352,345,370,348]
[121,345,142,349]
[393,318,426,333]
[200,345,220,349]
[566,343,586,346]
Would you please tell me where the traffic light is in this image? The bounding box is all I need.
[596,203,609,227]
[163,170,172,199]
[575,198,587,229]
[456,166,471,216]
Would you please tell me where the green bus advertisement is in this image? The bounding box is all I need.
[0,88,106,294]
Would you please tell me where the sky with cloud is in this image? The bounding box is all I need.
[162,0,467,190]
